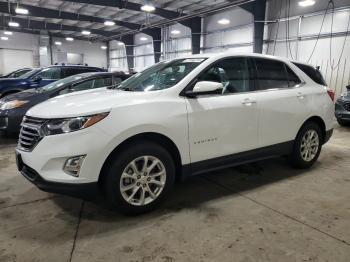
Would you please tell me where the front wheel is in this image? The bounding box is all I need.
[289,122,323,169]
[104,142,175,214]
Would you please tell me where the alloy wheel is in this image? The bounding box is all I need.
[300,129,319,162]
[120,156,166,206]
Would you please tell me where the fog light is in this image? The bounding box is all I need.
[63,155,86,177]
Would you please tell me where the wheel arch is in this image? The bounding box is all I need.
[98,132,183,187]
[299,116,326,142]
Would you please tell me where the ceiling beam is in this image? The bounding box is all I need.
[0,16,116,37]
[0,2,142,31]
[66,0,185,20]
[0,26,91,41]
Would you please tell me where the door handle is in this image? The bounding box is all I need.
[297,92,304,99]
[242,98,257,106]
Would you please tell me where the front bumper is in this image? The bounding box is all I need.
[0,108,25,133]
[335,101,350,121]
[16,151,98,199]
[15,124,115,198]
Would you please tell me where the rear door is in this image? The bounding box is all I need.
[253,58,311,147]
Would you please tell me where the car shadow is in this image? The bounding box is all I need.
[0,132,18,147]
[48,157,311,238]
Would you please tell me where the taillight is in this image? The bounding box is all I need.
[327,89,335,102]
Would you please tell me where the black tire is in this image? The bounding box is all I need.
[289,122,323,169]
[103,141,175,214]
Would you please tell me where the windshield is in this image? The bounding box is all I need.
[39,75,85,92]
[18,69,41,79]
[115,58,206,91]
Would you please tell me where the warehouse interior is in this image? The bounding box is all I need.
[0,0,350,261]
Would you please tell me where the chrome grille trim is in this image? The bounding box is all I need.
[18,116,46,152]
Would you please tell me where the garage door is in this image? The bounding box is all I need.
[0,49,34,76]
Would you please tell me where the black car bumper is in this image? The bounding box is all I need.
[16,152,98,199]
[0,109,24,133]
[335,100,350,122]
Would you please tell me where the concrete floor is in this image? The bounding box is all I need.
[0,126,350,262]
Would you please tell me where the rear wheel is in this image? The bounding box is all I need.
[103,142,175,214]
[289,122,323,169]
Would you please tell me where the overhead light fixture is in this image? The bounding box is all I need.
[141,4,155,12]
[140,37,148,41]
[218,18,230,25]
[101,46,107,50]
[66,37,74,41]
[15,7,29,15]
[4,31,13,35]
[117,42,124,46]
[82,30,91,35]
[171,30,181,35]
[298,0,316,7]
[55,41,62,46]
[1,36,9,40]
[8,21,20,27]
[104,21,115,26]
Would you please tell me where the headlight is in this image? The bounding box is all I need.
[0,100,28,110]
[41,112,109,136]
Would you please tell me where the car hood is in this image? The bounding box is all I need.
[1,88,39,102]
[27,88,162,118]
[0,78,28,86]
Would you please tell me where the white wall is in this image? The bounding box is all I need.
[162,23,192,61]
[0,31,39,75]
[0,49,34,75]
[109,40,128,72]
[51,37,107,69]
[202,7,254,53]
[264,0,350,96]
[134,33,155,72]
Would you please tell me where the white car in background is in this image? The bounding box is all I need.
[15,52,335,214]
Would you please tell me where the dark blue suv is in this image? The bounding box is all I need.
[0,65,105,98]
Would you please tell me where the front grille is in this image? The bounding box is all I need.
[18,116,46,151]
[343,102,350,112]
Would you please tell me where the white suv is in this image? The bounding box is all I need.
[16,53,334,213]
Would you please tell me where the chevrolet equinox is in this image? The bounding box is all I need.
[15,53,335,214]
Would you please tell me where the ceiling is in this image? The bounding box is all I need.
[0,0,231,41]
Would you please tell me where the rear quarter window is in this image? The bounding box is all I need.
[293,63,327,86]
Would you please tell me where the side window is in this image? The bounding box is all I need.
[286,66,302,87]
[37,67,61,80]
[197,57,253,94]
[93,77,112,88]
[292,63,327,86]
[64,68,83,77]
[113,77,123,86]
[71,79,94,92]
[255,59,289,90]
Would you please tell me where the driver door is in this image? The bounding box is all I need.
[185,57,259,165]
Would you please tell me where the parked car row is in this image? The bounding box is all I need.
[0,71,131,133]
[11,53,335,214]
[0,64,105,98]
[0,68,33,79]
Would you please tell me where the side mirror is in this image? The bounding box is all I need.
[185,81,223,98]
[32,75,42,83]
